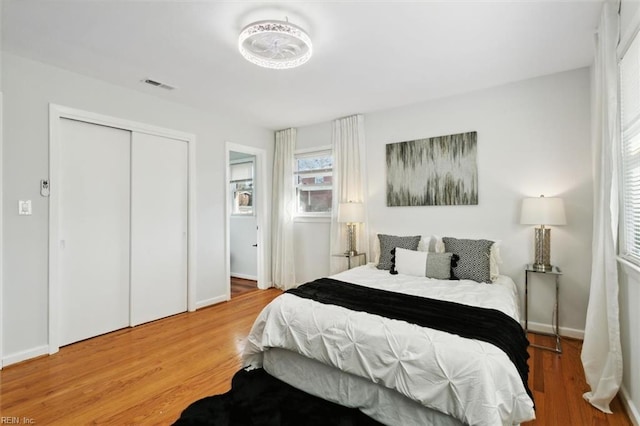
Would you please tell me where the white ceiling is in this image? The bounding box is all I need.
[2,0,603,130]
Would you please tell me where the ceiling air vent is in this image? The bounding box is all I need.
[142,78,176,90]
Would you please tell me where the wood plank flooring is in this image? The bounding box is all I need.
[0,289,633,425]
[0,288,281,425]
[231,276,258,298]
[523,333,632,426]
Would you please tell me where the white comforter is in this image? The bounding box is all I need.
[243,265,536,426]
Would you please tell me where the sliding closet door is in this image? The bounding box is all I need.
[58,118,131,346]
[130,133,188,326]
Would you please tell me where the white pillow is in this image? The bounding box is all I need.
[490,241,503,281]
[417,235,431,252]
[433,234,445,253]
[395,247,429,276]
[373,233,380,263]
[394,247,454,279]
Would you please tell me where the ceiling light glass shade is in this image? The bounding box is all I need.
[238,20,313,69]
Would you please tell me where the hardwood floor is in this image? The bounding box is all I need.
[0,288,281,425]
[231,276,258,298]
[0,290,633,425]
[523,333,631,426]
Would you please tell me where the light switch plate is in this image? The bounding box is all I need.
[18,200,32,215]
[41,179,50,197]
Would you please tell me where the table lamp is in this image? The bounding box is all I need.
[520,195,566,271]
[338,202,364,256]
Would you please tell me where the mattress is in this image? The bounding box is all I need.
[243,264,535,425]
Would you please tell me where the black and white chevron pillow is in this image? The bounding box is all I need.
[442,237,494,283]
[376,234,421,270]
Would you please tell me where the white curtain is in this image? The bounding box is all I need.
[580,0,623,413]
[330,115,369,274]
[271,128,297,290]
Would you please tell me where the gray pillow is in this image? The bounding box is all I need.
[377,234,421,270]
[443,237,494,283]
[426,252,455,279]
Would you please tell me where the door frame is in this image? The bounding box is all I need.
[0,92,4,369]
[48,104,197,354]
[225,142,267,298]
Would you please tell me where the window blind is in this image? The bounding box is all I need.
[620,32,640,264]
[230,161,253,182]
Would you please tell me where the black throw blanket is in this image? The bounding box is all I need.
[174,367,382,426]
[287,277,533,402]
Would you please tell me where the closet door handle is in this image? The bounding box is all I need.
[252,244,258,247]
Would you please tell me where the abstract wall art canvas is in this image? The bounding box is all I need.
[386,131,478,206]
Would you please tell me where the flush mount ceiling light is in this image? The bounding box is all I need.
[238,19,313,69]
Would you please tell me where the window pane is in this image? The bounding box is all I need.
[297,189,332,212]
[620,36,640,265]
[231,182,253,215]
[230,160,254,215]
[295,151,333,215]
[622,133,640,261]
[297,155,333,171]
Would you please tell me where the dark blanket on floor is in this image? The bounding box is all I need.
[173,367,382,426]
[288,277,533,401]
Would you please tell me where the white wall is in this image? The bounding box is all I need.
[0,1,3,91]
[295,68,593,336]
[1,52,273,363]
[618,2,640,423]
[293,220,332,285]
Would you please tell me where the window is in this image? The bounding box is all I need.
[230,160,254,215]
[294,149,333,216]
[620,34,640,264]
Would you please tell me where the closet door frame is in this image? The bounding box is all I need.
[48,104,197,355]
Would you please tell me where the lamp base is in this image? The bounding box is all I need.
[345,223,358,257]
[534,227,552,269]
[532,263,554,272]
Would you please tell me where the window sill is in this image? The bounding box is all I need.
[294,216,331,224]
[617,256,640,278]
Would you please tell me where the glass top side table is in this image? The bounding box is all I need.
[332,253,367,270]
[524,264,562,354]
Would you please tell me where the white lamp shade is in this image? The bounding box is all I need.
[520,196,566,225]
[338,202,364,223]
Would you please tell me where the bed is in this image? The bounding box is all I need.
[242,237,536,426]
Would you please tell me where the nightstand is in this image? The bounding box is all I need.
[332,253,367,270]
[524,264,562,353]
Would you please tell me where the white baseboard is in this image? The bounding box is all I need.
[3,345,49,367]
[525,320,584,339]
[195,294,229,310]
[620,385,640,425]
[231,273,257,281]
